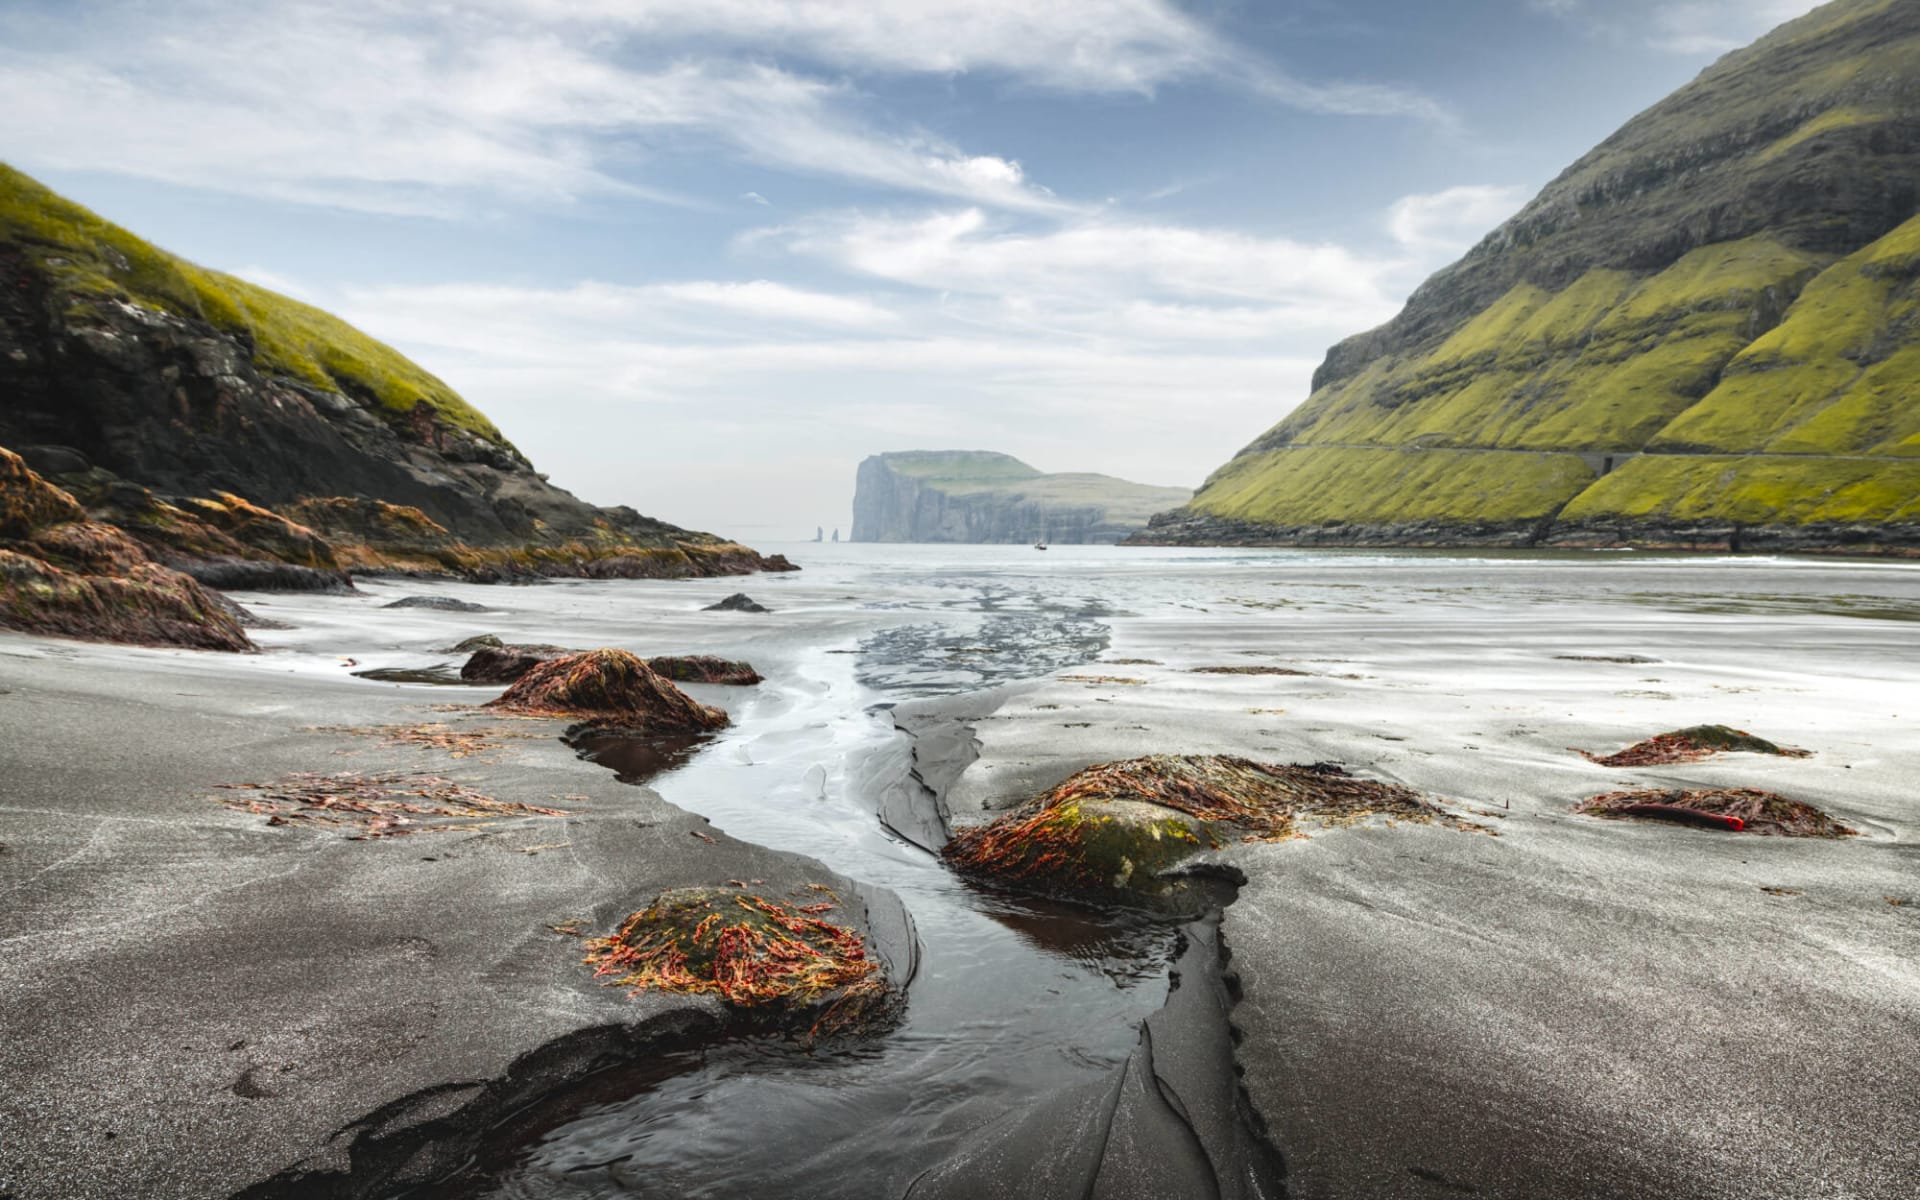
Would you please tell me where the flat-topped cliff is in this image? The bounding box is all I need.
[852,451,1190,544]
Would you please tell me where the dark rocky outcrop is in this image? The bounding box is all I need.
[0,164,795,584]
[0,447,253,650]
[854,451,1189,544]
[1140,0,1920,554]
[460,642,573,683]
[645,655,762,686]
[461,642,763,686]
[704,592,770,613]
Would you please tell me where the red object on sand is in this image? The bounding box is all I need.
[1618,803,1746,832]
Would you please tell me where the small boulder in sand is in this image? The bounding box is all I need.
[704,592,771,613]
[485,649,729,733]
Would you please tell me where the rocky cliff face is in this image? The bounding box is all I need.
[852,452,1190,544]
[0,165,793,599]
[1140,0,1920,554]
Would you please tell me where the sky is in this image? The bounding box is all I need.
[0,0,1824,539]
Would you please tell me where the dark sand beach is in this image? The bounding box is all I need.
[3,545,1917,1198]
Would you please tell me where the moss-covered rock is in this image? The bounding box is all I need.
[485,649,729,733]
[945,755,1438,906]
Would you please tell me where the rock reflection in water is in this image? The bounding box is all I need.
[570,730,714,784]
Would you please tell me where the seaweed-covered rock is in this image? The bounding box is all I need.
[460,642,572,683]
[1579,724,1811,767]
[0,445,85,537]
[945,755,1438,905]
[0,448,252,651]
[705,592,770,613]
[0,549,252,651]
[583,886,888,1021]
[646,654,763,686]
[446,633,503,653]
[485,649,728,733]
[1575,787,1855,837]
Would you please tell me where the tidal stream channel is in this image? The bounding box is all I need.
[412,552,1224,1198]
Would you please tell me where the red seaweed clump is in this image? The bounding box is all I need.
[485,648,729,733]
[584,886,888,1024]
[945,754,1439,904]
[1579,724,1811,767]
[1575,787,1855,838]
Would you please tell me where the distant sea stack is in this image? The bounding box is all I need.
[0,163,793,600]
[852,451,1190,544]
[1135,0,1920,555]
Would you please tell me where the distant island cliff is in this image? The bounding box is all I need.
[851,451,1190,544]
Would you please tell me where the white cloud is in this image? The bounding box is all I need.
[1386,184,1528,255]
[471,0,1444,116]
[763,208,1404,321]
[0,4,1064,215]
[0,0,1445,218]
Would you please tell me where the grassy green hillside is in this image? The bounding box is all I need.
[0,164,510,448]
[1176,0,1920,540]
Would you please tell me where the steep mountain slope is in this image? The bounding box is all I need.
[1138,0,1920,553]
[0,164,792,601]
[852,451,1191,544]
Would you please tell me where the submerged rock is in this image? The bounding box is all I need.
[705,592,771,613]
[485,649,729,733]
[583,885,889,1023]
[645,654,763,686]
[946,754,1438,906]
[1575,787,1855,837]
[383,594,491,612]
[446,633,503,653]
[1579,724,1811,767]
